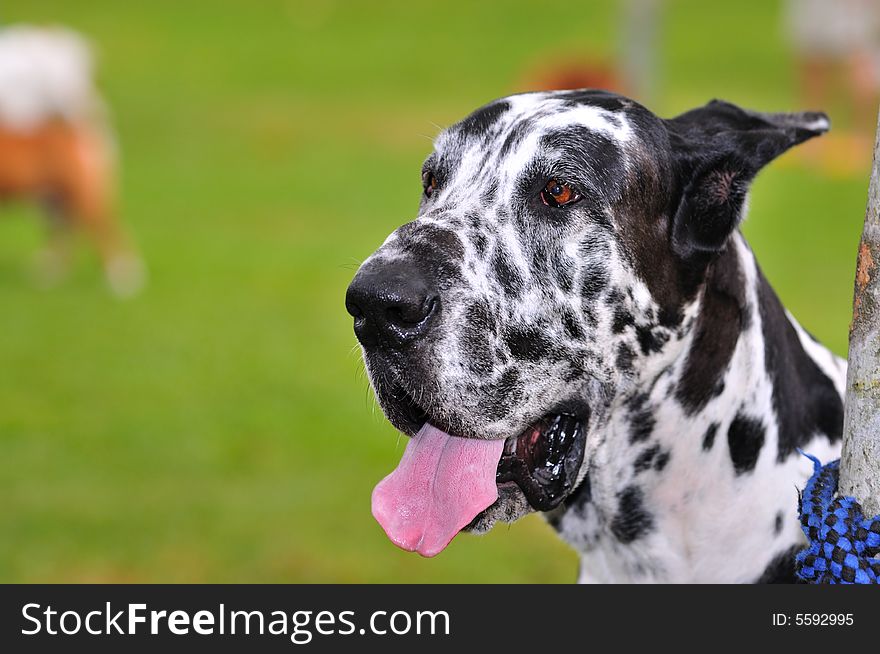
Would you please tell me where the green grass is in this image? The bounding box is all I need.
[0,0,870,582]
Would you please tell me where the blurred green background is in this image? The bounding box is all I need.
[0,0,870,582]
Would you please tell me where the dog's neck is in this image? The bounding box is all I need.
[636,233,759,413]
[551,232,845,582]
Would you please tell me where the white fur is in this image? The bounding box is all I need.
[0,25,100,130]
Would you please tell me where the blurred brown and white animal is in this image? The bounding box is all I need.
[0,25,144,296]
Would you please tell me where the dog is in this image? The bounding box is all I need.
[0,26,144,296]
[345,89,845,583]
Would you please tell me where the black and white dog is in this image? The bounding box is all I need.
[345,90,845,583]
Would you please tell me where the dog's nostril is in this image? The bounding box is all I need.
[385,295,438,328]
[385,306,408,326]
[385,298,432,327]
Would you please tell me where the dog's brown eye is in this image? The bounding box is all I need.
[422,172,438,198]
[541,179,580,208]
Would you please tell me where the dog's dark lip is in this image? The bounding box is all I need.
[380,381,429,435]
[384,379,588,512]
[495,412,587,511]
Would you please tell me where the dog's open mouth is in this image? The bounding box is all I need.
[371,388,587,557]
[496,413,586,512]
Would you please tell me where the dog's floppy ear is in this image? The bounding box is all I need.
[666,99,829,258]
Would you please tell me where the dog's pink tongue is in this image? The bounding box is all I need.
[371,423,505,557]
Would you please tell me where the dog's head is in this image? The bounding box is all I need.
[345,89,828,556]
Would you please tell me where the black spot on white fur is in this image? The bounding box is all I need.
[702,422,719,451]
[455,100,511,140]
[561,308,584,340]
[653,450,670,471]
[629,407,655,444]
[492,251,523,297]
[580,265,608,302]
[634,444,659,472]
[504,326,552,361]
[754,545,801,583]
[611,486,654,543]
[755,269,843,460]
[616,343,635,373]
[727,412,765,475]
[676,245,746,414]
[612,308,634,334]
[636,324,669,355]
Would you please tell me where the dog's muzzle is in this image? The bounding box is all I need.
[347,257,589,557]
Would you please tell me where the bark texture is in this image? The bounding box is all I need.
[840,108,880,516]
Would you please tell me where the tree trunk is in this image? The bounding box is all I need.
[840,108,880,517]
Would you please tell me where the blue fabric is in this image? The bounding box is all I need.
[796,453,880,584]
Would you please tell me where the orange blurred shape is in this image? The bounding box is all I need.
[517,56,626,94]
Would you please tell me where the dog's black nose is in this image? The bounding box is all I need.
[345,262,439,348]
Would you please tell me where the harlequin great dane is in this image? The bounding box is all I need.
[344,90,846,583]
